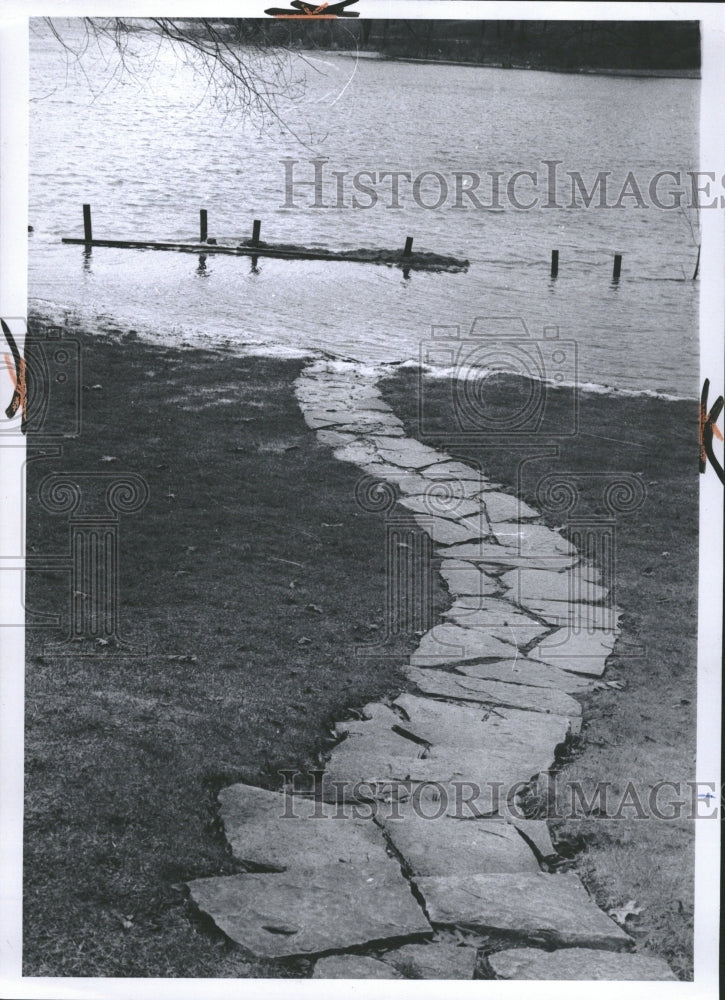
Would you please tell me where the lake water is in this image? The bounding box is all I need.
[29,21,700,397]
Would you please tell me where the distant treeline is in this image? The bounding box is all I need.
[208,19,700,73]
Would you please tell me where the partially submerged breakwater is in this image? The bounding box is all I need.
[61,205,470,273]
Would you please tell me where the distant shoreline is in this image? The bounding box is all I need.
[331,50,700,80]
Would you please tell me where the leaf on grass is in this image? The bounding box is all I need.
[608,900,643,925]
[100,455,117,463]
[606,680,626,690]
[306,603,323,614]
[297,636,312,646]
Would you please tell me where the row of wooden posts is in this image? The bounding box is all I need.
[81,205,417,258]
[80,204,626,276]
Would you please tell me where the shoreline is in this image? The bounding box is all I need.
[329,50,700,80]
[28,300,698,404]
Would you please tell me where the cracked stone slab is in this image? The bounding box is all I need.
[397,494,483,520]
[370,436,450,469]
[331,718,426,759]
[358,464,429,495]
[442,603,551,649]
[315,429,357,448]
[333,439,384,466]
[501,567,609,606]
[413,872,631,949]
[381,940,477,979]
[322,747,549,802]
[410,624,517,666]
[515,599,622,631]
[218,784,391,870]
[405,667,582,717]
[418,460,487,482]
[436,541,578,572]
[188,863,431,958]
[414,514,489,546]
[438,560,502,597]
[379,805,540,876]
[508,819,556,859]
[528,628,618,677]
[410,476,491,499]
[490,523,576,557]
[458,657,593,693]
[393,694,576,750]
[313,955,403,979]
[488,947,677,980]
[479,492,540,522]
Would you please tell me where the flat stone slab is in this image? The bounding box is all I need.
[509,819,556,859]
[436,541,578,572]
[322,746,547,801]
[381,940,478,979]
[410,624,518,666]
[359,464,430,495]
[188,863,431,958]
[414,514,488,546]
[379,806,540,876]
[442,602,551,649]
[413,872,631,949]
[371,436,450,469]
[480,492,540,522]
[218,783,390,870]
[458,658,593,693]
[394,694,575,750]
[490,523,576,557]
[411,476,489,499]
[398,494,483,520]
[528,628,618,678]
[488,947,677,980]
[438,560,502,597]
[514,599,622,631]
[501,568,608,606]
[405,667,583,717]
[313,955,403,979]
[419,460,486,482]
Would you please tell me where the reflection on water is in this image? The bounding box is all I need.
[29,21,699,397]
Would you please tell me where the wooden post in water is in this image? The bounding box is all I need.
[551,249,559,278]
[613,253,622,281]
[251,220,261,246]
[200,209,208,243]
[83,204,92,243]
[403,236,413,258]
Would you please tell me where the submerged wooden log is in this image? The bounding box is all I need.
[61,236,470,272]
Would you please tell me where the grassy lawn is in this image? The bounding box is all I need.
[23,313,444,978]
[379,368,698,980]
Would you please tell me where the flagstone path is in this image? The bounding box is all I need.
[187,360,676,981]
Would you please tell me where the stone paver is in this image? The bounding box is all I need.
[405,667,583,717]
[458,657,593,692]
[442,601,551,648]
[480,492,540,522]
[436,541,578,572]
[394,693,575,750]
[398,494,483,520]
[188,862,431,958]
[413,872,631,949]
[438,560,502,597]
[490,523,576,557]
[313,955,403,978]
[528,628,618,677]
[410,623,519,666]
[514,599,621,631]
[414,514,488,546]
[488,947,677,980]
[501,567,608,606]
[379,806,540,876]
[381,940,478,979]
[217,784,391,871]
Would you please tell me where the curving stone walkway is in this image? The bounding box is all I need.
[186,359,676,981]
